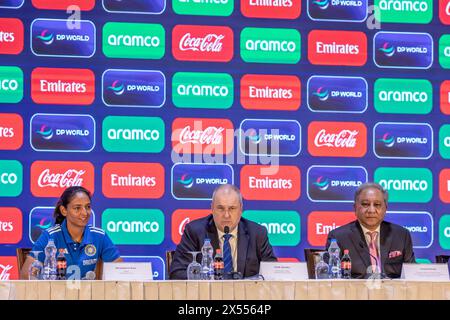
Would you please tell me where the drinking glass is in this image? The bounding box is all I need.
[187,251,201,280]
[28,251,43,280]
[315,251,330,279]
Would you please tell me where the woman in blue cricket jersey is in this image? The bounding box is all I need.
[20,186,122,279]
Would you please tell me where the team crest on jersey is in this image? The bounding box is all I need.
[85,244,96,256]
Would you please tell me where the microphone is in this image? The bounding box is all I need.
[82,270,96,280]
[224,226,229,234]
[223,226,236,280]
[358,242,389,279]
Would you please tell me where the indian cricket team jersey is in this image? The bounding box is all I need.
[32,219,120,279]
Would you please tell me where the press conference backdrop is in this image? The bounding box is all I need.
[0,0,450,280]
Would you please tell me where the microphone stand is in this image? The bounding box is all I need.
[359,242,390,279]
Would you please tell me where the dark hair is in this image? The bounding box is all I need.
[54,186,92,225]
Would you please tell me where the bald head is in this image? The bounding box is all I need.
[211,184,243,232]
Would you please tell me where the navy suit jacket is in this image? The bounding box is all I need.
[169,214,277,279]
[326,220,415,279]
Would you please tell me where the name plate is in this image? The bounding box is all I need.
[401,263,450,281]
[259,262,308,280]
[102,262,153,281]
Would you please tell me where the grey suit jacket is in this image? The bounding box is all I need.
[169,214,277,279]
[326,220,415,278]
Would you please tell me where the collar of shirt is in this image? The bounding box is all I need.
[61,220,92,248]
[360,224,381,251]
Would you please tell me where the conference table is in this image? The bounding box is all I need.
[1,280,450,300]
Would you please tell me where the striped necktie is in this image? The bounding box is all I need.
[223,233,233,274]
[367,231,380,273]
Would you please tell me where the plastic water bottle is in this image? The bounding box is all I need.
[200,238,214,280]
[328,239,341,279]
[341,249,352,279]
[42,239,57,280]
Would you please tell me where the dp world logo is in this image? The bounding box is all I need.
[36,125,53,140]
[374,32,433,69]
[379,42,395,57]
[102,69,165,108]
[246,129,261,144]
[374,122,433,159]
[378,133,395,147]
[108,80,125,95]
[313,176,330,190]
[36,29,54,45]
[313,87,329,101]
[313,0,329,9]
[307,166,367,202]
[177,174,194,189]
[171,163,233,200]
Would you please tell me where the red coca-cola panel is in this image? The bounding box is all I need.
[0,256,18,280]
[307,121,367,157]
[30,161,95,197]
[172,118,234,155]
[172,25,234,62]
[171,209,210,244]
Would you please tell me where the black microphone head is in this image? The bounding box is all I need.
[359,241,364,249]
[224,226,230,234]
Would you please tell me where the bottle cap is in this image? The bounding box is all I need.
[216,248,221,254]
[344,249,349,254]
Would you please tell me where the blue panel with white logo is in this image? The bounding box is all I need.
[103,0,166,14]
[31,19,96,58]
[102,69,165,108]
[307,76,367,113]
[122,256,165,280]
[240,119,301,157]
[29,207,95,243]
[307,0,367,22]
[374,122,433,159]
[171,163,234,200]
[0,0,24,8]
[307,165,367,202]
[386,211,433,248]
[30,114,95,152]
[374,32,433,69]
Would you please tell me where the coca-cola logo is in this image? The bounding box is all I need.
[31,161,94,197]
[179,33,224,52]
[172,118,234,155]
[172,25,233,62]
[0,264,13,280]
[314,129,358,148]
[38,169,85,187]
[178,217,190,236]
[308,121,367,158]
[179,126,224,145]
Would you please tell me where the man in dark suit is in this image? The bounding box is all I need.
[170,184,277,279]
[326,182,415,279]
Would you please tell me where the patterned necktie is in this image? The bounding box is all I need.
[223,233,233,274]
[367,231,380,273]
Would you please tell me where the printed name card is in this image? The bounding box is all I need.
[259,262,308,280]
[401,263,450,281]
[102,262,153,281]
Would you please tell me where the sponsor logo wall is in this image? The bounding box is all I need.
[0,1,448,279]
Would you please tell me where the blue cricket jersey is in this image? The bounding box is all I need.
[32,219,120,279]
